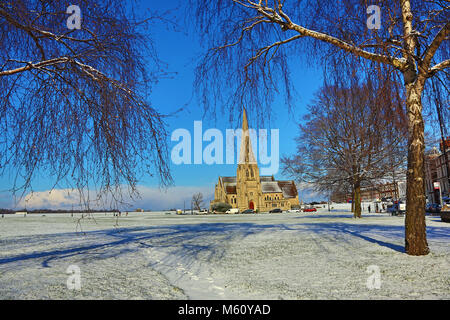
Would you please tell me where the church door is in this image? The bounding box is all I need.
[249,201,254,210]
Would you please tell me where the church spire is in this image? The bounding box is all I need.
[239,108,257,164]
[242,107,249,131]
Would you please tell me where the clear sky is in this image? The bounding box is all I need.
[0,0,325,210]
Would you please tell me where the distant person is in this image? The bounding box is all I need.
[2,214,4,218]
[368,205,371,213]
[126,211,128,216]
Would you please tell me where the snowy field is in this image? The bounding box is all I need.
[0,206,449,300]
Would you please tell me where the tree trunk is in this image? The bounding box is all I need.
[351,188,355,213]
[404,81,429,255]
[354,182,362,218]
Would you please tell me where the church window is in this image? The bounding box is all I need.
[245,138,249,162]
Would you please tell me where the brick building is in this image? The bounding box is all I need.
[425,138,450,204]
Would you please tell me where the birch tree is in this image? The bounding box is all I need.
[0,1,173,204]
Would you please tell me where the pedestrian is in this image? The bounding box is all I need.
[368,205,371,213]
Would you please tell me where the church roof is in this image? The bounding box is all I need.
[278,181,298,198]
[261,180,298,198]
[221,176,237,183]
[220,176,298,198]
[220,176,237,194]
[261,181,282,193]
[226,186,237,194]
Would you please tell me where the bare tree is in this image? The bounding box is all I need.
[190,0,449,255]
[192,192,204,211]
[283,71,407,218]
[0,1,173,206]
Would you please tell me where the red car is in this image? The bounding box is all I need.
[303,207,317,212]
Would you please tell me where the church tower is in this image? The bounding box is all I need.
[236,108,263,211]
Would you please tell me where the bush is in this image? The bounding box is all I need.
[211,202,232,212]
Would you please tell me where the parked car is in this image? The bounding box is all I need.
[241,209,255,214]
[441,203,450,222]
[225,208,239,214]
[303,207,317,212]
[269,208,283,213]
[287,209,301,213]
[426,203,441,214]
[387,202,406,216]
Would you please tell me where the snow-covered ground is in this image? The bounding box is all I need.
[0,208,449,299]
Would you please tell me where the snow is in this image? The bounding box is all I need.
[0,209,449,299]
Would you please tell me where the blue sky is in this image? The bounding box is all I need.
[0,0,325,210]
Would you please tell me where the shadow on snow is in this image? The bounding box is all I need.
[0,220,448,269]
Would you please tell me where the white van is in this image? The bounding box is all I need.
[226,208,239,214]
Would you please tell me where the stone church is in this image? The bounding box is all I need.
[210,109,300,212]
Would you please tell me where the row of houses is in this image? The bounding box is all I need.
[330,180,406,203]
[425,138,450,204]
[331,138,450,205]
